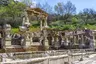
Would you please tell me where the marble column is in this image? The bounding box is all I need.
[0,34,3,49]
[61,35,65,46]
[90,32,95,49]
[73,35,76,45]
[77,35,80,44]
[79,34,84,49]
[93,33,96,48]
[73,35,75,45]
[22,17,25,25]
[66,36,69,46]
[81,35,84,45]
[44,17,48,28]
[40,20,43,30]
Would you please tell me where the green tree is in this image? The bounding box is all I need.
[54,2,64,15]
[0,0,9,6]
[78,8,96,25]
[0,0,26,27]
[21,0,33,7]
[64,1,76,14]
[36,2,53,14]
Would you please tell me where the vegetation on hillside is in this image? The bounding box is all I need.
[0,0,96,32]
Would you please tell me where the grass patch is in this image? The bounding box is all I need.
[11,28,19,33]
[11,26,40,34]
[29,26,40,32]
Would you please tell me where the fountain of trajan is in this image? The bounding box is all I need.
[0,6,96,64]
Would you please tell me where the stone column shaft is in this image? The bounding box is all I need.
[44,17,48,27]
[40,20,43,30]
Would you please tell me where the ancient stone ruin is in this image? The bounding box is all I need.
[0,8,95,52]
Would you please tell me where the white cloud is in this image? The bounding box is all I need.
[15,0,37,8]
[31,0,37,8]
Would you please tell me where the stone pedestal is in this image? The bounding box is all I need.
[43,30,49,50]
[5,39,11,46]
[5,38,12,50]
[5,33,12,48]
[22,33,31,49]
[25,39,31,48]
[3,24,12,48]
[44,38,49,50]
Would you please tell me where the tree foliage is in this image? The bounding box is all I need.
[51,1,96,30]
[36,2,53,14]
[64,1,76,14]
[0,0,96,30]
[21,0,32,7]
[54,2,64,15]
[0,0,26,27]
[0,0,9,6]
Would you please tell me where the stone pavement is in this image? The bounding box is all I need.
[72,54,96,64]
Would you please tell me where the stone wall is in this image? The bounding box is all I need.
[0,49,95,64]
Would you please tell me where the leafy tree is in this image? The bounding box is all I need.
[54,2,64,15]
[36,2,53,14]
[54,2,64,20]
[63,1,76,24]
[54,1,76,23]
[64,1,76,14]
[0,0,26,27]
[78,8,96,25]
[21,0,33,7]
[0,0,9,6]
[54,1,76,15]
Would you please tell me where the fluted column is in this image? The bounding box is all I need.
[40,20,43,31]
[44,17,48,28]
[93,33,96,48]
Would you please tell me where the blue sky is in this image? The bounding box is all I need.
[17,0,96,13]
[35,0,96,13]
